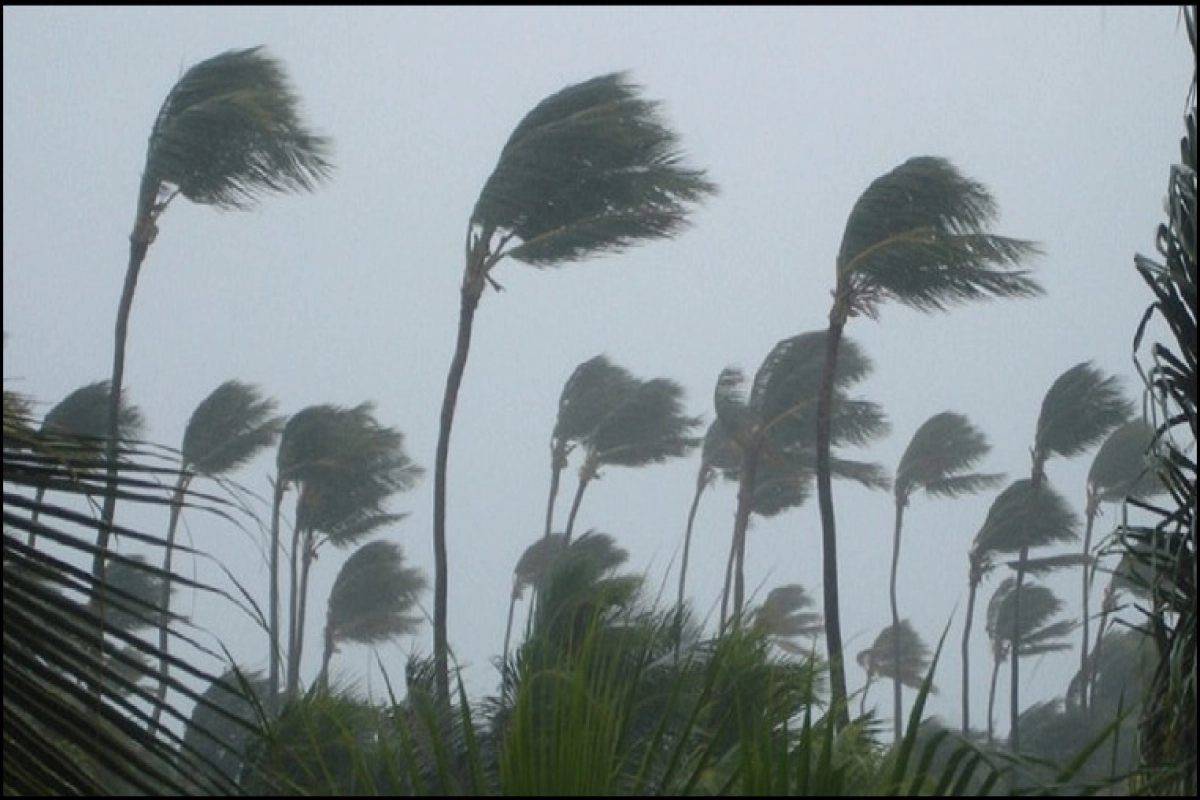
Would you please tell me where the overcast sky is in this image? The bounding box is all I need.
[3,6,1192,737]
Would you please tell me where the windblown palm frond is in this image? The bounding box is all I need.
[1034,361,1133,468]
[41,380,145,445]
[895,411,1004,503]
[858,620,933,692]
[143,46,332,211]
[320,540,427,685]
[1087,417,1165,505]
[974,478,1080,556]
[987,578,1075,658]
[181,380,284,476]
[473,72,717,267]
[836,157,1043,320]
[751,584,823,654]
[5,410,255,796]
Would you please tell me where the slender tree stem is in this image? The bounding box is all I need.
[1080,497,1098,715]
[1009,545,1028,752]
[731,451,759,619]
[961,555,981,734]
[816,317,850,729]
[889,499,906,743]
[563,465,593,545]
[674,468,709,658]
[267,479,285,715]
[544,445,566,539]
[150,473,190,734]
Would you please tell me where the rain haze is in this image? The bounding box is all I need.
[3,6,1192,739]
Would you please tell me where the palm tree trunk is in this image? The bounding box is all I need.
[432,230,494,703]
[267,479,285,715]
[544,445,566,538]
[563,462,595,545]
[860,674,873,717]
[731,451,760,619]
[674,468,710,656]
[816,316,850,729]
[961,559,981,734]
[150,472,191,733]
[1079,495,1098,715]
[719,517,737,632]
[502,589,518,673]
[889,499,906,743]
[987,655,1002,744]
[97,181,158,588]
[1009,546,1028,752]
[288,530,316,698]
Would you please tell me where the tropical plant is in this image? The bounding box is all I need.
[713,331,889,623]
[267,403,422,705]
[151,380,282,732]
[317,540,427,689]
[501,533,567,671]
[960,478,1078,734]
[97,46,331,597]
[1008,361,1131,749]
[750,583,824,657]
[888,411,1002,740]
[544,355,638,538]
[1124,10,1196,790]
[4,398,256,795]
[430,71,716,700]
[857,620,932,719]
[29,380,146,546]
[1078,418,1164,714]
[560,374,702,543]
[814,155,1042,726]
[984,577,1075,743]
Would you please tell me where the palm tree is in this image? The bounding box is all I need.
[814,156,1042,726]
[1078,418,1163,713]
[98,47,331,593]
[431,71,716,700]
[888,411,1002,740]
[29,380,145,546]
[984,577,1074,744]
[561,375,702,543]
[268,403,422,705]
[501,534,568,672]
[714,331,888,623]
[960,478,1077,734]
[856,620,932,720]
[544,355,638,538]
[150,380,283,732]
[317,540,427,689]
[749,583,823,657]
[1008,361,1130,749]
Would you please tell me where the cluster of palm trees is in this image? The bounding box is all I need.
[6,16,1196,791]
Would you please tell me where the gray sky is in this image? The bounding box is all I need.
[3,6,1191,737]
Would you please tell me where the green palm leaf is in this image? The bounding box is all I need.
[1034,361,1133,466]
[836,157,1043,319]
[975,478,1080,556]
[895,411,1004,502]
[1087,417,1165,504]
[41,380,145,444]
[473,72,717,266]
[143,47,332,211]
[858,620,933,692]
[181,380,284,475]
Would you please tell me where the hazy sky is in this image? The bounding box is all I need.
[3,6,1192,736]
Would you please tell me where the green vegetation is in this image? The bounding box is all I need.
[4,10,1195,794]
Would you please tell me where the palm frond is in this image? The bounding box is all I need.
[40,379,145,444]
[896,411,1003,502]
[472,72,717,267]
[1034,361,1133,463]
[858,620,933,691]
[511,534,568,600]
[181,380,284,475]
[836,156,1043,318]
[144,46,332,210]
[1087,418,1166,504]
[987,578,1075,657]
[975,478,1080,556]
[751,584,823,643]
[325,540,427,649]
[552,355,638,447]
[589,377,702,468]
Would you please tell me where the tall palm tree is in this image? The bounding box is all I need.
[1078,418,1163,713]
[431,71,716,700]
[29,380,145,546]
[714,331,888,623]
[98,47,331,592]
[1009,361,1130,748]
[317,540,427,689]
[268,403,422,705]
[856,620,932,719]
[888,411,1002,740]
[561,375,701,543]
[544,355,638,538]
[959,478,1077,734]
[814,156,1042,726]
[150,380,283,732]
[984,577,1074,744]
